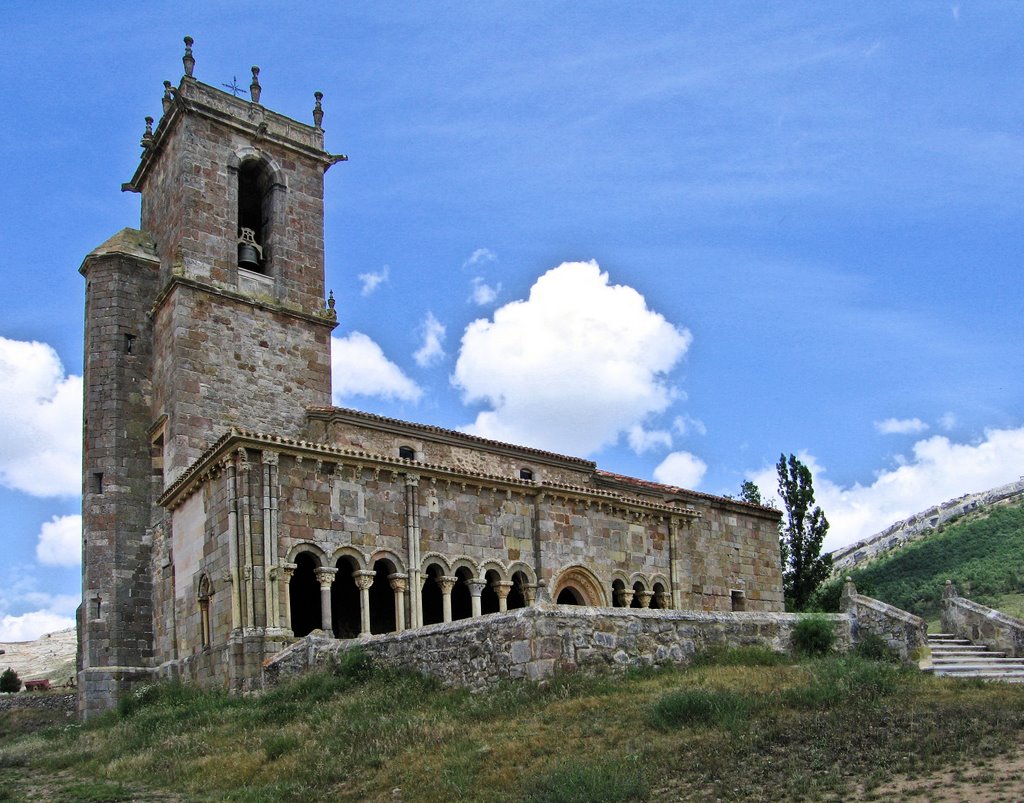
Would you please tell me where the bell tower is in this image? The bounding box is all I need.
[79,37,344,717]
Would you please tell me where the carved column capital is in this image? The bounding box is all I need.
[637,590,654,609]
[437,575,458,595]
[654,591,670,609]
[615,588,635,607]
[388,572,409,593]
[467,579,487,598]
[492,580,514,600]
[353,570,376,592]
[261,449,279,466]
[404,473,420,488]
[314,567,337,589]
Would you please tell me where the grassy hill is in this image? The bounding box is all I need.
[821,503,1024,623]
[3,648,1024,801]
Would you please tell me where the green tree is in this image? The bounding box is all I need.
[738,480,763,506]
[0,667,21,693]
[777,453,832,610]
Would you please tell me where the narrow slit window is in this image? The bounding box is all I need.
[124,333,136,354]
[91,472,104,495]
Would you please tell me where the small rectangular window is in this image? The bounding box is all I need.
[730,589,746,612]
[398,446,415,460]
[519,468,534,480]
[91,472,104,495]
[124,333,136,354]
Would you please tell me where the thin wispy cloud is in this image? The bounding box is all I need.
[470,276,501,306]
[462,248,496,269]
[874,417,929,435]
[358,265,390,296]
[413,312,446,368]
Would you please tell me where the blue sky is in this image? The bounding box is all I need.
[2,3,1022,640]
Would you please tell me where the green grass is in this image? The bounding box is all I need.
[2,649,1024,801]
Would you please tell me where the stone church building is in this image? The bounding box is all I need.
[78,39,783,718]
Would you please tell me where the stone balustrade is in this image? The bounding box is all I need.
[941,581,1024,658]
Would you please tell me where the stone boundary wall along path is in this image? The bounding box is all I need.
[839,578,929,663]
[942,581,1024,658]
[0,693,76,717]
[264,604,854,690]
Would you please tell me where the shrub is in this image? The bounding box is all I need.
[791,614,836,657]
[650,688,753,731]
[329,646,374,681]
[0,667,21,693]
[854,633,900,663]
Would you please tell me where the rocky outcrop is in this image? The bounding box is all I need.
[830,479,1024,575]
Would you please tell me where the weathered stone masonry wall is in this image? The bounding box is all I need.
[942,583,1024,658]
[264,606,853,690]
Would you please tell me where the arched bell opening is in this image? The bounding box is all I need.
[369,559,398,635]
[237,159,273,273]
[422,563,444,626]
[481,569,501,615]
[289,551,322,637]
[452,566,473,621]
[331,556,360,639]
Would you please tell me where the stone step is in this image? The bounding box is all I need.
[930,649,1006,658]
[932,654,1013,662]
[928,637,973,645]
[929,669,1024,680]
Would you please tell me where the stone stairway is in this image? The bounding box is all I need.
[925,633,1024,682]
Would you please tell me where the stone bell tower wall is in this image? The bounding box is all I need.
[78,233,161,718]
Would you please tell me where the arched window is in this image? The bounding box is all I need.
[519,468,534,480]
[289,552,322,637]
[198,575,212,649]
[237,159,273,274]
[398,445,416,460]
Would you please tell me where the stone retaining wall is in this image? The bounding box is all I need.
[839,580,928,662]
[0,693,76,716]
[264,605,853,690]
[942,582,1024,658]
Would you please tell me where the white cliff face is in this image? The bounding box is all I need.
[830,479,1024,576]
[0,628,77,686]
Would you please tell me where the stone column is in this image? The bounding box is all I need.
[525,584,538,606]
[353,570,376,636]
[615,587,635,608]
[468,579,487,617]
[315,567,337,635]
[238,448,255,629]
[404,474,422,629]
[637,590,654,609]
[261,451,279,630]
[388,573,408,633]
[438,576,458,623]
[281,563,296,633]
[224,459,242,632]
[494,580,514,613]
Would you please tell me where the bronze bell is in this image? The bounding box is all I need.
[237,227,263,270]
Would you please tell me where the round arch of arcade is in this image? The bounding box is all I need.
[283,545,541,640]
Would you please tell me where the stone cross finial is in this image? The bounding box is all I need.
[943,579,957,599]
[313,91,324,129]
[250,66,262,104]
[182,36,195,78]
[162,81,174,115]
[327,290,336,311]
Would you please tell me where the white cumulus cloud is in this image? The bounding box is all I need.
[36,514,82,567]
[0,337,82,497]
[746,426,1024,553]
[672,414,707,437]
[627,425,673,454]
[357,265,389,296]
[653,451,708,489]
[331,333,422,403]
[413,312,446,368]
[453,261,691,456]
[0,610,76,642]
[874,417,929,435]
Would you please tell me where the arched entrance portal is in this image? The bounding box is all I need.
[551,565,607,607]
[289,552,321,637]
